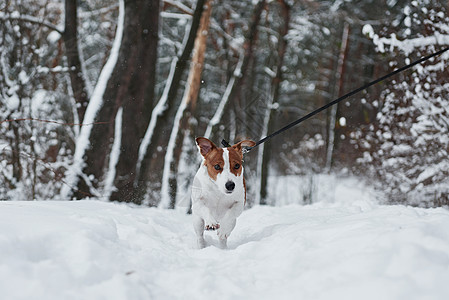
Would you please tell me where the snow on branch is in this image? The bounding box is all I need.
[163,0,194,15]
[78,4,119,18]
[0,11,63,34]
[363,24,449,56]
[161,12,192,20]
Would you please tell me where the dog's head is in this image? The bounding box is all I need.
[196,137,255,195]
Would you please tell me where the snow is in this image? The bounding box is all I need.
[163,0,194,15]
[2,179,449,300]
[159,80,188,208]
[161,12,192,20]
[46,31,61,43]
[5,93,20,111]
[31,89,48,117]
[364,21,449,56]
[104,107,123,199]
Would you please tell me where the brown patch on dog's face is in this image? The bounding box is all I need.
[196,137,224,181]
[204,147,224,181]
[227,147,243,177]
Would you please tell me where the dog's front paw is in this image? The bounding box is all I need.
[205,223,220,231]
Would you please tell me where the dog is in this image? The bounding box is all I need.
[191,137,256,249]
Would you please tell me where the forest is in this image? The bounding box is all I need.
[1,0,448,207]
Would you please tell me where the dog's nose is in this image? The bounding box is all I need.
[225,181,235,192]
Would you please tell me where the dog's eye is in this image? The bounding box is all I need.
[214,164,222,170]
[234,163,240,169]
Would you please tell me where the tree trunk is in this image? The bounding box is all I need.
[204,51,244,138]
[205,0,266,141]
[134,0,206,206]
[10,123,23,182]
[259,0,290,205]
[161,0,213,209]
[70,0,159,199]
[325,22,350,172]
[110,0,160,203]
[63,0,89,122]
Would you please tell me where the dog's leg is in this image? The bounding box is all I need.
[217,218,236,249]
[217,202,243,248]
[219,235,228,249]
[193,214,206,249]
[192,199,219,230]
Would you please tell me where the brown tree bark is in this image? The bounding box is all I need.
[72,0,160,199]
[165,0,213,209]
[63,0,89,122]
[134,0,207,206]
[110,0,160,202]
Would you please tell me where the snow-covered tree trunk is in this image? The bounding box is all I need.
[205,0,266,141]
[109,0,160,203]
[62,0,125,199]
[65,0,161,200]
[63,0,89,122]
[134,0,206,206]
[258,0,290,205]
[325,22,350,172]
[204,51,244,139]
[160,0,213,209]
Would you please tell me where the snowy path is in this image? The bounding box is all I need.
[1,199,449,300]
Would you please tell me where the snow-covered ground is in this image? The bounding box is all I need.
[1,178,449,300]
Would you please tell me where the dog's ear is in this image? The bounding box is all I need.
[196,137,217,157]
[232,140,256,156]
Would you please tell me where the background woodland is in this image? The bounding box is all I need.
[1,0,448,207]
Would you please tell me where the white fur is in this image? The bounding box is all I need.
[191,148,245,249]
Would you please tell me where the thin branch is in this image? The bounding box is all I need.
[78,3,119,18]
[0,12,63,34]
[204,49,244,138]
[163,0,193,15]
[161,12,192,20]
[0,118,110,126]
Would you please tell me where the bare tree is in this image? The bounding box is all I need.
[258,0,291,205]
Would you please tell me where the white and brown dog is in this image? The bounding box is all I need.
[191,137,255,249]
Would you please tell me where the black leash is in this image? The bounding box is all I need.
[221,46,449,152]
